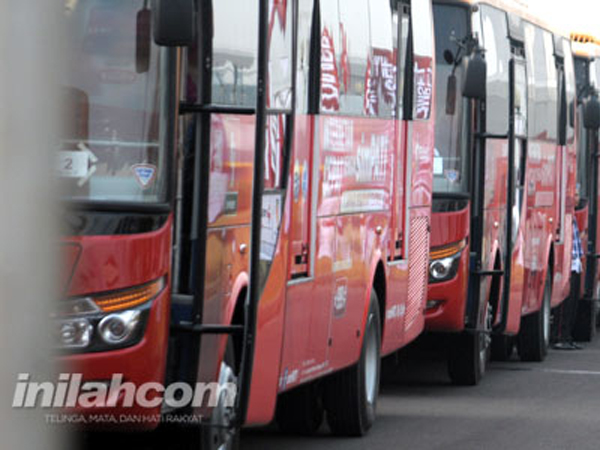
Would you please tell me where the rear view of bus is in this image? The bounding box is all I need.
[427,0,578,385]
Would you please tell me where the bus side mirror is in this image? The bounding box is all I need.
[152,0,195,47]
[583,94,600,130]
[462,51,486,100]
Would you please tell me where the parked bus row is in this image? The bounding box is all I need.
[56,0,600,448]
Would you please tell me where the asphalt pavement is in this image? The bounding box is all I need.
[242,336,600,450]
[80,335,600,450]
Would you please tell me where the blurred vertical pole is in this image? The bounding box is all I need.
[0,1,66,450]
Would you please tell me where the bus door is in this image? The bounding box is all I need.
[170,0,295,435]
[281,0,332,381]
[494,53,528,334]
[473,5,517,334]
[501,55,528,334]
[551,37,573,305]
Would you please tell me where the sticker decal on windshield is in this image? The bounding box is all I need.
[132,164,157,189]
[57,151,89,179]
[57,143,99,187]
[445,169,460,184]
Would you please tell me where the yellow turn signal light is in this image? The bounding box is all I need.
[429,239,467,260]
[93,277,165,313]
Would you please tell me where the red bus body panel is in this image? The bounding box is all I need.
[425,206,470,331]
[61,219,172,429]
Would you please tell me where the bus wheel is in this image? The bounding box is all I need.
[202,340,240,450]
[572,299,597,342]
[518,273,551,362]
[276,382,324,435]
[490,335,514,361]
[448,303,492,386]
[324,290,381,437]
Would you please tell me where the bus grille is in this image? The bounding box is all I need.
[406,215,430,328]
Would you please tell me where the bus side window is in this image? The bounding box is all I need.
[481,5,510,136]
[562,39,577,145]
[264,0,294,189]
[212,0,259,107]
[525,24,558,142]
[267,0,293,111]
[410,0,434,121]
[562,38,576,144]
[395,3,410,120]
[319,0,341,114]
[337,0,370,116]
[366,0,395,118]
[472,7,484,48]
[295,0,315,114]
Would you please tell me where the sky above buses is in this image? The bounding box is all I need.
[526,0,600,35]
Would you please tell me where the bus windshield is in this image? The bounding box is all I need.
[432,5,470,194]
[60,0,165,204]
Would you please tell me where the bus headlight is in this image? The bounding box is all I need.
[56,277,165,353]
[429,240,466,283]
[58,318,93,348]
[98,310,141,345]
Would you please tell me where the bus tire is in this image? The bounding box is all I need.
[324,290,381,437]
[448,303,492,386]
[490,335,514,361]
[572,298,597,342]
[201,339,240,450]
[276,382,324,435]
[518,273,551,362]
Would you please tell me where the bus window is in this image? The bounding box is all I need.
[411,0,434,120]
[481,5,510,135]
[524,24,558,142]
[563,38,576,144]
[574,57,591,98]
[295,0,315,114]
[320,0,341,113]
[593,58,600,90]
[267,0,293,111]
[395,3,410,119]
[62,0,164,204]
[432,4,470,194]
[338,0,370,116]
[212,0,258,107]
[472,7,484,47]
[514,60,528,138]
[366,0,396,118]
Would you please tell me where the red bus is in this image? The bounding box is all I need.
[57,0,435,445]
[570,33,600,341]
[424,0,577,385]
